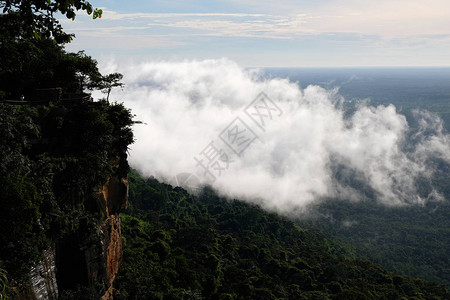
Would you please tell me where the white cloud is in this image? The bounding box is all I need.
[94,1,450,40]
[304,0,450,38]
[101,12,267,21]
[60,2,450,64]
[101,59,450,213]
[150,15,310,39]
[66,34,184,51]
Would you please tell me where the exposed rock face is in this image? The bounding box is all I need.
[98,175,128,300]
[29,249,58,300]
[101,215,122,300]
[16,248,58,300]
[99,175,129,217]
[20,174,128,300]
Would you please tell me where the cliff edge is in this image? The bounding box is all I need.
[0,101,134,299]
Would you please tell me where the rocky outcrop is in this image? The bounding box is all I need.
[101,215,122,300]
[98,175,128,300]
[18,174,128,300]
[98,175,129,217]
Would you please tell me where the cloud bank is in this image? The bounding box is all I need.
[103,59,450,213]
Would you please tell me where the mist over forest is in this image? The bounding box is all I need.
[2,0,450,299]
[104,60,450,213]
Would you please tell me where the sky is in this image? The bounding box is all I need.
[61,0,450,67]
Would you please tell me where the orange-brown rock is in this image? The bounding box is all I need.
[98,175,129,217]
[97,174,128,299]
[101,215,123,300]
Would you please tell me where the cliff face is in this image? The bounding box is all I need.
[21,175,128,300]
[101,215,122,300]
[99,176,128,300]
[18,249,58,300]
[2,101,134,299]
[99,176,129,218]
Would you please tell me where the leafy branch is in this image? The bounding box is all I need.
[0,0,102,44]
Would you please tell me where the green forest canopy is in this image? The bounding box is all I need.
[113,169,450,300]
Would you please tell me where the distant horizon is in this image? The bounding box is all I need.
[92,55,450,71]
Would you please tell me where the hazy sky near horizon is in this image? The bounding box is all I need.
[62,0,450,67]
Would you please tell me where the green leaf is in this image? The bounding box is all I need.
[33,31,41,40]
[93,8,102,19]
[86,4,92,15]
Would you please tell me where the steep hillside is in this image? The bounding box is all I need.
[114,169,450,299]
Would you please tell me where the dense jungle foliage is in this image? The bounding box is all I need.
[301,198,450,288]
[298,151,450,287]
[114,169,450,299]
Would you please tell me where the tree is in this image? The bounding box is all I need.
[0,1,115,100]
[0,0,102,44]
[93,73,124,103]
